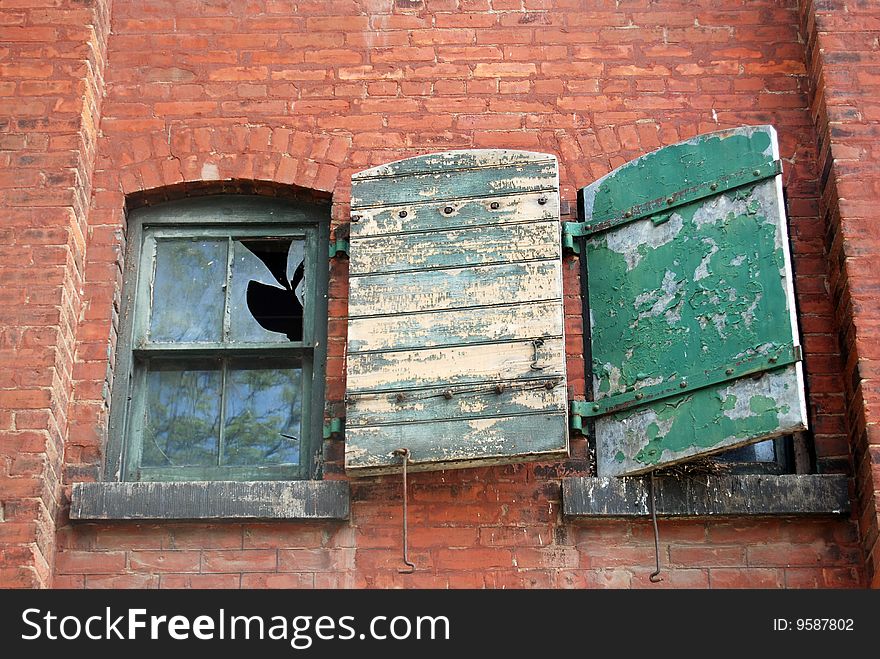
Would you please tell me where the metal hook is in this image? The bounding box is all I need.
[648,470,663,583]
[530,338,546,371]
[392,447,415,574]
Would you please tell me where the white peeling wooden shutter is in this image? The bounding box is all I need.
[572,125,807,477]
[345,150,569,475]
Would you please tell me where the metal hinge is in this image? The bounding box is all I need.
[569,342,802,430]
[323,417,344,439]
[329,222,350,259]
[562,159,783,254]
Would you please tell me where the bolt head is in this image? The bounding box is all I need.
[443,390,453,400]
[490,201,500,210]
[679,380,688,388]
[444,206,454,214]
[399,210,408,218]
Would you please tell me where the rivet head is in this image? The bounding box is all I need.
[494,383,505,394]
[490,201,500,210]
[710,183,718,191]
[351,214,361,223]
[666,197,674,205]
[768,356,778,363]
[635,392,644,400]
[538,196,548,205]
[725,368,734,375]
[679,380,688,388]
[443,389,453,400]
[544,380,555,390]
[399,210,408,218]
[444,206,454,214]
[753,169,761,176]
[395,393,406,403]
[592,404,600,412]
[624,210,633,218]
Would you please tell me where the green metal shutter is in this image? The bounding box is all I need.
[571,125,807,477]
[344,150,569,475]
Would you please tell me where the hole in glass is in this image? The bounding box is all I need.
[235,238,305,342]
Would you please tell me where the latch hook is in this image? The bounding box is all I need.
[392,447,415,574]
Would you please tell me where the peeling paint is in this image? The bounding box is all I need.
[581,126,808,476]
[346,149,568,474]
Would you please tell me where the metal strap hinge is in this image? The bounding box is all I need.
[562,159,782,254]
[570,342,801,430]
[323,417,344,439]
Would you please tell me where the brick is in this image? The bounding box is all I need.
[201,550,277,573]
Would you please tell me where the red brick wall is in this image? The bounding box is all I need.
[1,0,871,588]
[0,0,111,588]
[799,0,880,587]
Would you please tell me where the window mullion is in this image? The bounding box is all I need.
[223,236,233,342]
[218,358,227,467]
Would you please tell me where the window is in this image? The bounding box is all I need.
[107,195,329,483]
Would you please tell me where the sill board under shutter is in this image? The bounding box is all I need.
[562,474,849,517]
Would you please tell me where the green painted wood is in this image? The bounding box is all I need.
[347,300,563,353]
[347,381,566,428]
[349,220,559,275]
[348,260,560,317]
[353,149,557,180]
[345,413,569,475]
[347,337,565,393]
[579,126,807,477]
[346,149,568,474]
[351,160,557,208]
[579,125,776,229]
[352,190,556,238]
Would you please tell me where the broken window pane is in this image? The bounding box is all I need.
[229,238,306,343]
[149,239,225,343]
[141,360,221,467]
[222,358,302,466]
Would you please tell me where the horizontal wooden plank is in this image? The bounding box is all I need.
[347,380,567,427]
[345,412,569,474]
[350,220,559,276]
[70,480,350,520]
[352,149,556,181]
[562,474,850,517]
[347,300,563,353]
[351,161,557,208]
[346,337,565,392]
[595,365,808,477]
[348,260,561,316]
[351,190,557,238]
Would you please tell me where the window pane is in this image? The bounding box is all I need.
[229,238,306,343]
[149,239,226,343]
[142,361,221,467]
[222,360,302,466]
[715,438,776,463]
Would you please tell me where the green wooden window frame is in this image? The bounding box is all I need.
[105,195,329,483]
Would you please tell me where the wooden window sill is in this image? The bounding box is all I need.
[70,480,350,521]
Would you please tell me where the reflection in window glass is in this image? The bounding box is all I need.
[142,362,221,467]
[149,240,225,343]
[229,238,306,343]
[223,362,302,466]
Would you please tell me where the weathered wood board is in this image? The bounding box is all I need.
[345,150,568,475]
[578,125,807,477]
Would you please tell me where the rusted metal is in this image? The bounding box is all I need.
[392,447,415,574]
[648,471,662,583]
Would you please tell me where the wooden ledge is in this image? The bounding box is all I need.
[70,480,350,521]
[562,474,850,518]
